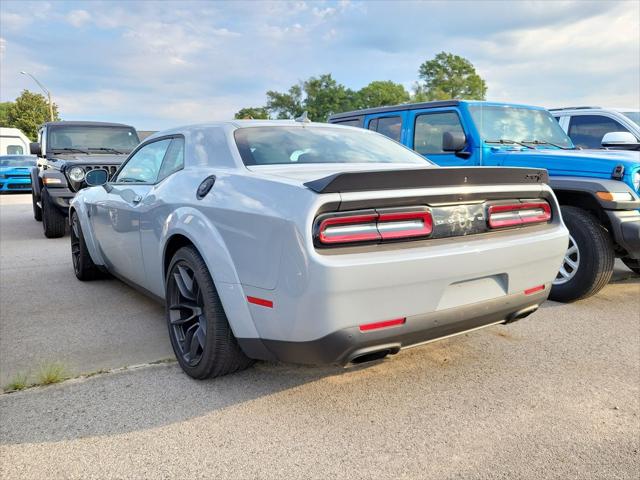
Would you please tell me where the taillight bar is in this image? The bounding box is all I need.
[316,207,433,246]
[487,201,551,229]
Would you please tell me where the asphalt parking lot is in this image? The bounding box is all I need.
[1,193,639,479]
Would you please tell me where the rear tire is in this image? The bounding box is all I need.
[70,211,101,280]
[41,188,66,238]
[550,206,614,302]
[32,189,42,221]
[622,257,640,275]
[166,246,254,379]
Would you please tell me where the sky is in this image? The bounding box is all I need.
[1,0,639,130]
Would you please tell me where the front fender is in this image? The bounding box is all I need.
[550,176,640,210]
[69,196,107,266]
[159,207,262,340]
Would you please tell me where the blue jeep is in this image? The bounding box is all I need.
[329,100,640,302]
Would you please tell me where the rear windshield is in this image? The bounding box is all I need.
[48,126,140,153]
[234,126,428,166]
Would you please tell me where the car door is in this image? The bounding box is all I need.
[406,109,472,166]
[91,138,172,286]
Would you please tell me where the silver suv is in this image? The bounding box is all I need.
[550,106,639,150]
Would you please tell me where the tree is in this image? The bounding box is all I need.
[0,102,13,126]
[266,84,304,119]
[355,81,410,109]
[417,52,487,101]
[6,90,60,141]
[234,107,270,120]
[264,74,356,121]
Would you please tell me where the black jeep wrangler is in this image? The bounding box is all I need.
[30,121,140,238]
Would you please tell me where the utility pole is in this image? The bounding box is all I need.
[20,71,54,121]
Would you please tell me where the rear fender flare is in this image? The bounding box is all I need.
[161,208,261,340]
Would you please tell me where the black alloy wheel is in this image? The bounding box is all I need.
[168,262,208,367]
[165,246,253,379]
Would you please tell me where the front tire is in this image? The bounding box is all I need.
[41,188,66,238]
[166,246,253,379]
[550,206,615,302]
[622,257,640,275]
[70,211,101,280]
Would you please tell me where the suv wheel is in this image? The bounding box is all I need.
[70,211,101,280]
[32,189,42,221]
[550,206,615,302]
[166,246,254,379]
[622,257,640,275]
[41,188,66,238]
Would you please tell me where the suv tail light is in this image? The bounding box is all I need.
[316,207,432,246]
[487,201,551,229]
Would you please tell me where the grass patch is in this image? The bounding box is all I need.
[4,371,29,392]
[37,361,67,385]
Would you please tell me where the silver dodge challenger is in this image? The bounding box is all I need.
[70,120,569,378]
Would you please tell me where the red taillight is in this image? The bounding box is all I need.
[487,201,551,228]
[318,213,380,244]
[359,318,406,332]
[317,208,432,245]
[377,210,433,240]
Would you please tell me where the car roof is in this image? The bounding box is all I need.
[549,107,639,113]
[145,120,359,140]
[328,100,546,120]
[42,121,135,128]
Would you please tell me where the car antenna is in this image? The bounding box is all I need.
[295,111,311,123]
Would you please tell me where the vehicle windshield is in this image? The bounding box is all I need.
[48,126,140,153]
[469,105,574,149]
[622,111,640,126]
[234,126,430,166]
[0,156,37,167]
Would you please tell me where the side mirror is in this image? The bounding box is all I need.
[601,131,639,147]
[30,142,42,156]
[85,169,109,186]
[442,131,467,152]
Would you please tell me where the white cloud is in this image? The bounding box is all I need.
[66,9,91,28]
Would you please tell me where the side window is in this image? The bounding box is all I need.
[568,115,629,149]
[414,112,464,155]
[157,137,185,182]
[367,116,402,142]
[334,118,362,128]
[7,145,24,155]
[114,139,171,184]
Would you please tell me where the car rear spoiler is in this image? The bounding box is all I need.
[304,167,549,194]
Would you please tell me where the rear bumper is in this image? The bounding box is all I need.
[238,286,548,365]
[606,210,640,259]
[239,223,567,356]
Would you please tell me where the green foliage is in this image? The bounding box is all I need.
[266,84,304,119]
[237,54,488,120]
[234,107,270,120]
[265,74,356,122]
[355,80,410,109]
[0,101,13,126]
[6,90,60,141]
[5,371,29,392]
[37,361,67,385]
[417,52,487,101]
